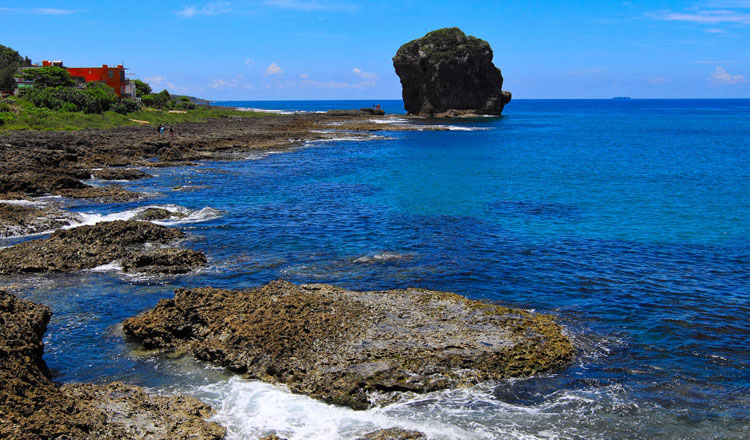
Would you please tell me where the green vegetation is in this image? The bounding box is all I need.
[0,44,31,91]
[0,99,268,131]
[133,79,152,97]
[402,27,487,64]
[21,66,75,88]
[0,44,268,131]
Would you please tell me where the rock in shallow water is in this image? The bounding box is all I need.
[0,220,200,275]
[123,280,574,410]
[0,203,81,238]
[0,290,225,440]
[393,27,511,117]
[122,248,207,274]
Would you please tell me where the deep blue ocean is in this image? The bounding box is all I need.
[4,99,749,439]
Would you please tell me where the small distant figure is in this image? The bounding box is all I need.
[376,104,381,111]
[169,126,175,139]
[157,124,163,137]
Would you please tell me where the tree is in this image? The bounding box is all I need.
[22,66,75,88]
[141,89,171,109]
[133,79,151,97]
[0,44,32,91]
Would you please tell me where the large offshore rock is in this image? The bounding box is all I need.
[0,290,225,440]
[123,281,574,410]
[393,27,511,116]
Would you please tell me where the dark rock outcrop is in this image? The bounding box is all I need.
[358,429,427,440]
[326,108,385,116]
[0,290,225,440]
[92,167,152,181]
[134,207,187,221]
[393,27,511,117]
[123,281,574,410]
[0,220,200,275]
[122,248,207,274]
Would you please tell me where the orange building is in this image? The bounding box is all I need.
[42,60,136,98]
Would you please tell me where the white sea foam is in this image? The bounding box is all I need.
[245,151,283,161]
[237,107,295,115]
[71,205,223,229]
[419,125,491,132]
[0,199,46,206]
[369,118,409,125]
[0,195,64,207]
[353,252,411,264]
[194,377,485,440]
[85,261,123,272]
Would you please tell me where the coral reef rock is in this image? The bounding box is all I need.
[393,27,511,117]
[0,290,225,440]
[123,280,574,410]
[0,220,201,275]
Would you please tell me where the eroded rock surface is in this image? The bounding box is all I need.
[358,428,427,440]
[123,281,574,409]
[0,220,199,275]
[0,290,225,440]
[92,167,152,181]
[134,207,187,221]
[393,27,511,116]
[0,203,80,238]
[122,248,207,274]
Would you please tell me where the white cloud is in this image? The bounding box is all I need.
[705,27,728,32]
[299,73,309,79]
[176,2,231,18]
[647,9,750,24]
[263,0,356,12]
[245,58,255,66]
[711,66,747,84]
[644,76,669,84]
[209,76,254,89]
[266,62,284,75]
[145,76,165,85]
[352,67,377,80]
[0,7,85,15]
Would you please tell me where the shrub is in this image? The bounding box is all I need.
[141,89,172,109]
[111,98,141,114]
[22,81,118,113]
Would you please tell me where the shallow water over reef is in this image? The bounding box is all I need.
[6,99,750,439]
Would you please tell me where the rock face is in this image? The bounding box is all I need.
[123,281,574,410]
[393,27,511,117]
[0,290,225,440]
[0,220,205,275]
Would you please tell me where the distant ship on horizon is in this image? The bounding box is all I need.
[612,96,632,100]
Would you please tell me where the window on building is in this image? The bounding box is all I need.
[108,70,114,79]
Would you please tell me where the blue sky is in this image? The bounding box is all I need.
[1,1,749,99]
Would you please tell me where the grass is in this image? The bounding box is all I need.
[0,101,270,131]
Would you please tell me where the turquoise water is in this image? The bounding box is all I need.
[4,99,749,439]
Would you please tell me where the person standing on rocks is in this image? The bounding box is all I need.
[157,124,163,137]
[169,126,175,139]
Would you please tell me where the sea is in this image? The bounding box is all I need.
[3,99,749,439]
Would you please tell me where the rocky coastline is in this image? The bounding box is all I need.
[123,281,574,410]
[0,290,226,439]
[0,112,574,439]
